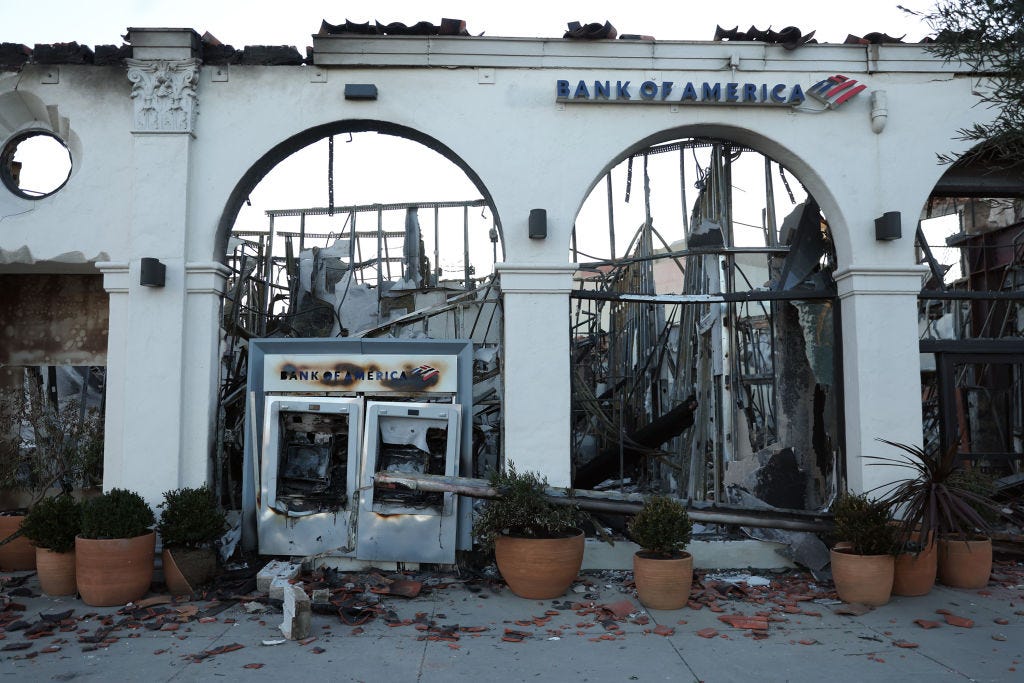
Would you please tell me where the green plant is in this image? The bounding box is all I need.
[832,492,897,556]
[20,495,81,553]
[868,438,1015,542]
[156,486,226,549]
[472,465,578,552]
[628,495,692,558]
[80,488,154,540]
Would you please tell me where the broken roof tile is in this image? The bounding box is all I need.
[32,42,94,64]
[239,46,304,66]
[0,43,32,70]
[563,21,617,40]
[92,44,131,65]
[712,25,816,50]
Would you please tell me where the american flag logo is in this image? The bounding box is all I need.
[412,365,440,382]
[808,75,866,109]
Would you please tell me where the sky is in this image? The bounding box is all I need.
[4,0,935,51]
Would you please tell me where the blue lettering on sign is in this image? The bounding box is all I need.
[555,77,817,107]
[702,82,721,101]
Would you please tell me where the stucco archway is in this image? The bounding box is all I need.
[567,129,843,510]
[210,119,507,510]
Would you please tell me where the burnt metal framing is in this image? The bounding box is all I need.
[919,338,1024,463]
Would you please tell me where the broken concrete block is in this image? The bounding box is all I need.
[257,560,302,593]
[311,588,330,605]
[280,585,311,641]
[268,577,291,601]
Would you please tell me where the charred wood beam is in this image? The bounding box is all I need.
[573,397,698,490]
[373,471,833,533]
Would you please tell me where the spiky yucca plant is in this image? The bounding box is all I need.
[868,438,1014,544]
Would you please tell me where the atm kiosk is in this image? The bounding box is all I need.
[242,338,474,565]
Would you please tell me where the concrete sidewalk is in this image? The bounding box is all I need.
[2,562,1022,682]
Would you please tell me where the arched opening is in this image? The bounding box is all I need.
[213,122,505,508]
[917,149,1024,484]
[569,135,842,514]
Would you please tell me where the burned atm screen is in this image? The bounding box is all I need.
[277,411,351,513]
[373,416,449,509]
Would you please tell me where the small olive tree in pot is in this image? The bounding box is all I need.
[473,465,583,600]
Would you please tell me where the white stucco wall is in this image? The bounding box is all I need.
[0,30,993,507]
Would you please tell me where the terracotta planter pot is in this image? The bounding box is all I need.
[938,536,992,589]
[162,547,217,595]
[830,547,894,606]
[633,551,693,610]
[494,530,584,599]
[76,531,155,606]
[0,515,36,571]
[36,548,77,596]
[893,533,937,597]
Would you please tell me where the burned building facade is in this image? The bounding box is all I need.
[2,26,1018,556]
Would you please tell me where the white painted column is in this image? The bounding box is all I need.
[496,263,576,487]
[180,262,230,487]
[96,262,130,491]
[836,265,929,495]
[101,47,202,508]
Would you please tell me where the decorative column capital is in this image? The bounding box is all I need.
[125,58,200,134]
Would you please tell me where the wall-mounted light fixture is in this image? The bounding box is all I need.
[344,84,378,100]
[528,209,547,239]
[140,257,166,287]
[875,211,901,241]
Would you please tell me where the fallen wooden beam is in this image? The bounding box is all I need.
[373,471,834,533]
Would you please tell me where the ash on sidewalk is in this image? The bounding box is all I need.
[2,561,1023,682]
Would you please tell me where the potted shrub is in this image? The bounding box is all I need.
[156,486,226,595]
[870,439,1015,590]
[830,492,897,606]
[20,495,81,595]
[76,488,155,606]
[473,465,584,599]
[628,495,693,610]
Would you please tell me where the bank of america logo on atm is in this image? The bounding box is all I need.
[412,365,440,382]
[808,75,865,108]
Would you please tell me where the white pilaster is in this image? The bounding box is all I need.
[496,263,577,487]
[836,265,929,495]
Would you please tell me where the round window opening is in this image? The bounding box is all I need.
[1,131,73,199]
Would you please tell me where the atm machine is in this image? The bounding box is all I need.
[243,338,474,566]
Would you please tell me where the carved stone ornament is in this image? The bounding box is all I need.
[126,58,200,133]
